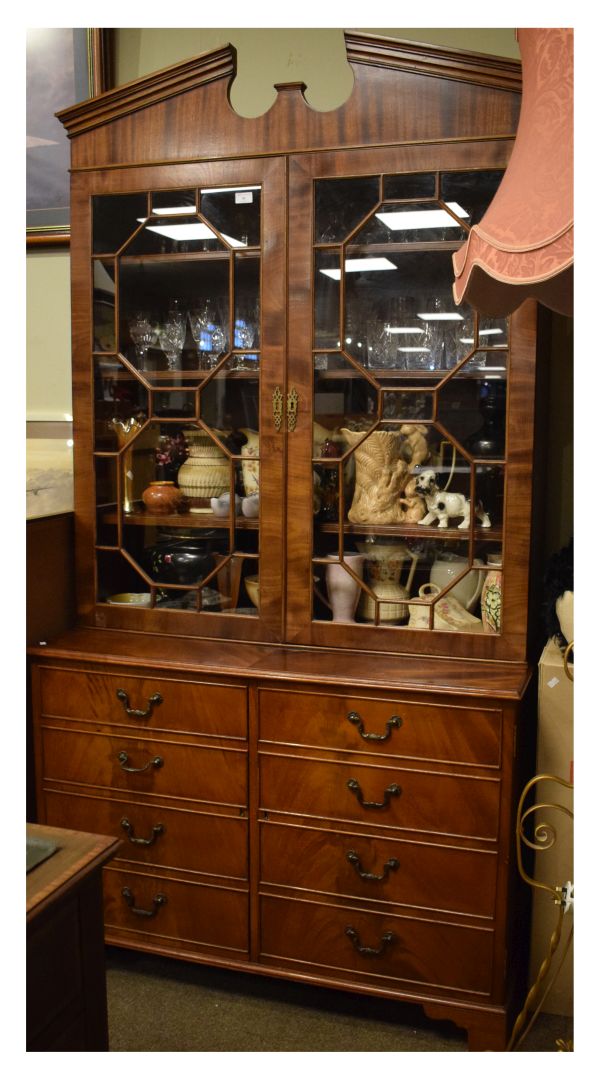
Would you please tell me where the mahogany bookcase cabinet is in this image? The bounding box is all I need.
[29,34,543,1051]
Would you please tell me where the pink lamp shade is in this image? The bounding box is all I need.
[453,28,573,317]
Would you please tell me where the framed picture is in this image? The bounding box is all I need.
[26,28,112,247]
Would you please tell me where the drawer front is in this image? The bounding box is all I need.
[42,730,247,807]
[43,790,248,880]
[103,867,248,954]
[260,755,500,840]
[260,822,497,918]
[39,668,247,738]
[260,895,494,995]
[259,689,501,766]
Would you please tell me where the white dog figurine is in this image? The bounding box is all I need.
[414,469,491,530]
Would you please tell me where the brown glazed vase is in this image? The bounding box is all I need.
[142,481,184,515]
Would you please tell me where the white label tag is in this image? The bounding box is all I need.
[547,677,560,689]
[235,191,253,204]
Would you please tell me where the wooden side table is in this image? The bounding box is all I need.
[27,824,120,1051]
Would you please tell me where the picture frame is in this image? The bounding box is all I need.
[26,28,112,248]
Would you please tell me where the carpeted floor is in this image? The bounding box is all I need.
[105,947,573,1052]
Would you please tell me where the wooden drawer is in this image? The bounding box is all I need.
[39,667,247,738]
[260,754,500,840]
[41,729,247,808]
[103,867,248,954]
[260,895,494,995]
[258,689,501,767]
[43,790,248,880]
[260,822,497,918]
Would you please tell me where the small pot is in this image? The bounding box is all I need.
[142,481,183,515]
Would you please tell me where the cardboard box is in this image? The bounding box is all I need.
[527,639,574,1016]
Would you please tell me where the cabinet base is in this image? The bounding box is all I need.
[106,934,515,1052]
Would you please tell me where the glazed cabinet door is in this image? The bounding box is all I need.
[286,145,538,660]
[71,157,286,642]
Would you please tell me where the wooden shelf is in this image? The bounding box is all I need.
[103,508,259,529]
[315,521,502,541]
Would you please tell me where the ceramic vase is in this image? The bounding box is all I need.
[356,542,418,623]
[340,429,409,524]
[325,553,365,623]
[240,429,260,495]
[142,480,184,515]
[177,429,230,512]
[481,554,503,634]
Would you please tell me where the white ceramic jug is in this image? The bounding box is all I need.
[430,553,485,612]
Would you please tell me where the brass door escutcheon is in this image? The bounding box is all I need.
[287,387,299,431]
[272,386,283,432]
[347,711,402,742]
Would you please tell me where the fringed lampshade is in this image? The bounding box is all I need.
[453,28,573,316]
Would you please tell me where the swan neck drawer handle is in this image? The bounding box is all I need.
[120,817,165,845]
[346,850,400,882]
[345,926,396,957]
[347,711,402,742]
[346,778,401,810]
[116,688,163,720]
[117,751,164,774]
[121,887,167,918]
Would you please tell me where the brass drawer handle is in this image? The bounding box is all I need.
[120,817,165,846]
[117,751,164,774]
[121,887,167,918]
[345,926,396,957]
[346,850,400,883]
[347,711,402,742]
[347,778,401,810]
[116,688,163,720]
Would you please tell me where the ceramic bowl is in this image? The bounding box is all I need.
[107,592,152,607]
[245,575,259,608]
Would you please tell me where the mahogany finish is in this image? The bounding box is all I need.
[26,824,120,1051]
[28,35,542,1051]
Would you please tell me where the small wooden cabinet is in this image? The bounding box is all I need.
[29,35,542,1051]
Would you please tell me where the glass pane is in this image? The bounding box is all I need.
[314,250,341,349]
[124,215,227,256]
[93,261,116,351]
[476,463,505,533]
[93,193,148,255]
[151,189,196,213]
[201,186,261,248]
[151,390,197,419]
[118,259,230,378]
[313,354,378,438]
[314,176,379,243]
[439,376,507,459]
[95,456,118,546]
[440,170,505,226]
[344,249,473,374]
[381,391,434,421]
[234,255,260,349]
[94,358,148,452]
[351,201,468,245]
[383,173,436,199]
[97,550,151,605]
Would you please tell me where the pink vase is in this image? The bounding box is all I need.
[325,554,365,622]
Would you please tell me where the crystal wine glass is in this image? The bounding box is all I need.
[158,308,187,371]
[129,313,157,369]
